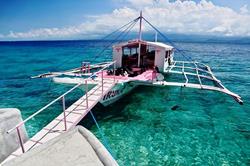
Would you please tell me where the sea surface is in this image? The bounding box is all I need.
[0,40,249,165]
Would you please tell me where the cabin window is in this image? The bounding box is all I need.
[123,47,130,56]
[122,47,138,56]
[147,45,155,52]
[122,46,139,68]
[121,44,156,70]
[131,47,137,55]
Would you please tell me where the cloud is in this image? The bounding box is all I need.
[240,4,249,14]
[1,0,250,40]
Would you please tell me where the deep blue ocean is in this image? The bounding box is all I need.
[0,40,249,165]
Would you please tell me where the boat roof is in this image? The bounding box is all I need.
[147,41,173,50]
[113,39,173,50]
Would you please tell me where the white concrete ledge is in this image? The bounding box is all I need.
[0,108,28,163]
[3,126,118,166]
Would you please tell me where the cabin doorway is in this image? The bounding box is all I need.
[140,45,155,69]
[122,44,139,68]
[122,43,155,70]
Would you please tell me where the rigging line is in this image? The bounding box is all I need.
[53,18,140,70]
[89,110,117,159]
[142,17,194,62]
[103,19,139,60]
[92,18,139,61]
[39,19,139,97]
[103,20,139,60]
[97,17,140,41]
[117,19,138,42]
[143,17,192,61]
[100,20,138,61]
[93,18,139,60]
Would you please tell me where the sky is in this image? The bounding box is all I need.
[0,0,250,41]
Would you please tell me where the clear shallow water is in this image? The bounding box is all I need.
[0,40,249,165]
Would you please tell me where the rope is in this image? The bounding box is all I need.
[117,19,138,41]
[89,110,117,159]
[29,18,140,99]
[53,18,140,70]
[103,19,139,61]
[116,19,138,43]
[98,17,139,41]
[92,18,139,62]
[142,17,194,62]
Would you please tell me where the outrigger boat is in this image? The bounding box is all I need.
[2,12,244,165]
[33,12,243,105]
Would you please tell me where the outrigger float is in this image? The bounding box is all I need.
[3,12,243,164]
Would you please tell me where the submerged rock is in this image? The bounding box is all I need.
[171,105,180,111]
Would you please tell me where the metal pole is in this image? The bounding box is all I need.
[155,31,158,42]
[88,63,90,73]
[62,96,67,131]
[113,62,115,83]
[84,63,86,73]
[138,42,141,67]
[138,11,142,41]
[81,62,84,74]
[138,11,142,67]
[16,127,25,153]
[85,79,88,109]
[102,70,104,95]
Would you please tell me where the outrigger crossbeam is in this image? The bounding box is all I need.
[31,62,113,78]
[162,61,243,104]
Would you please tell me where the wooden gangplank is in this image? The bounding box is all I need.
[5,78,116,162]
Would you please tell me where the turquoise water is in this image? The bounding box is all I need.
[0,40,249,165]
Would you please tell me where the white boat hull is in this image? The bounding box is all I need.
[100,82,137,106]
[53,77,137,106]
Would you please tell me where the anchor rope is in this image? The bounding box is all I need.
[89,110,117,159]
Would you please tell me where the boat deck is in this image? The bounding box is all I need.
[4,78,116,162]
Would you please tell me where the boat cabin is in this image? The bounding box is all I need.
[113,40,174,74]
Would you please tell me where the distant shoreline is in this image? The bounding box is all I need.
[0,34,250,45]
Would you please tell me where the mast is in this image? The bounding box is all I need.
[139,11,142,41]
[138,11,142,67]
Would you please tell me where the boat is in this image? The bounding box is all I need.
[2,12,244,165]
[33,12,243,106]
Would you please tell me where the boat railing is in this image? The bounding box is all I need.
[7,60,116,153]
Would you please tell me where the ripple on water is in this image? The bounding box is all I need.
[1,41,249,165]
